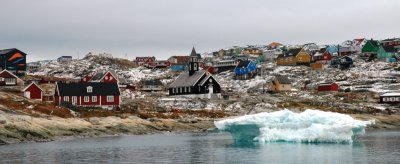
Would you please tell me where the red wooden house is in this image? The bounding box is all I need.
[313,49,332,64]
[54,82,120,109]
[0,70,23,86]
[23,82,43,100]
[23,82,56,102]
[135,56,156,66]
[318,82,339,92]
[81,71,118,83]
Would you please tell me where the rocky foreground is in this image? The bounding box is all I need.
[1,108,400,145]
[0,110,215,145]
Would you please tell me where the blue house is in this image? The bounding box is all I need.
[170,64,188,72]
[326,45,338,55]
[234,60,257,79]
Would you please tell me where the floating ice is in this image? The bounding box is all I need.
[215,109,374,143]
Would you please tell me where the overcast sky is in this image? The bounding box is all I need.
[1,0,399,62]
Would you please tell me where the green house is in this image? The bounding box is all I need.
[362,40,380,54]
[377,46,396,60]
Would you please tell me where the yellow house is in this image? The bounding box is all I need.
[270,76,292,92]
[276,48,311,66]
[296,48,311,65]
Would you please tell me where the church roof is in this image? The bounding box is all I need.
[169,70,206,87]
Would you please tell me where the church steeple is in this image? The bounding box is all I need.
[189,47,199,76]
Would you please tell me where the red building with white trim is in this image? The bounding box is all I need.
[23,82,43,100]
[54,82,120,109]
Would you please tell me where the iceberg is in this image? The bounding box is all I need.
[215,109,374,143]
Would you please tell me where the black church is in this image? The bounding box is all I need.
[168,47,221,98]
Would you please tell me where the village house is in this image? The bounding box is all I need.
[0,48,27,76]
[362,39,380,60]
[242,47,263,56]
[277,48,311,66]
[54,82,120,109]
[313,48,332,64]
[380,93,400,104]
[145,60,171,69]
[317,82,339,92]
[168,47,221,99]
[262,49,283,63]
[168,56,189,72]
[57,56,73,63]
[23,82,55,102]
[0,70,23,86]
[23,82,43,100]
[377,45,397,62]
[140,79,164,92]
[267,42,283,49]
[269,76,292,92]
[81,70,118,84]
[234,60,257,80]
[27,62,41,72]
[212,60,238,74]
[381,38,400,48]
[135,56,156,66]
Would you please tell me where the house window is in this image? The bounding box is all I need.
[179,87,182,93]
[105,76,108,80]
[5,78,15,85]
[72,96,77,104]
[87,86,93,93]
[107,96,114,102]
[84,96,89,102]
[396,97,400,101]
[109,76,113,80]
[184,87,187,93]
[390,97,395,102]
[188,87,191,93]
[172,88,175,94]
[92,96,97,102]
[0,77,3,81]
[64,96,69,102]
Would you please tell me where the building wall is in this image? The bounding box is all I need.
[25,85,42,100]
[296,50,311,65]
[277,57,296,65]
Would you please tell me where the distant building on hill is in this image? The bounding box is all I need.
[57,56,73,63]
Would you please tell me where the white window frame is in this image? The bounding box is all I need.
[87,86,93,93]
[5,78,15,85]
[184,87,187,93]
[84,96,89,102]
[109,76,113,80]
[92,96,97,102]
[107,96,114,102]
[0,77,4,81]
[72,96,77,104]
[64,96,69,102]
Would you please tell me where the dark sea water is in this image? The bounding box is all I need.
[0,130,399,164]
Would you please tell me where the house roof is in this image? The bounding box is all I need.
[0,70,20,79]
[382,45,396,53]
[90,70,118,82]
[236,60,251,68]
[169,70,206,87]
[171,56,190,63]
[285,48,302,57]
[23,82,43,92]
[275,76,291,84]
[369,40,380,47]
[0,48,16,55]
[143,79,163,86]
[56,82,120,96]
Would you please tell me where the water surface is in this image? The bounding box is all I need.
[0,130,399,163]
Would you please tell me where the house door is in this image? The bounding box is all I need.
[209,85,213,94]
[25,92,30,99]
[72,96,77,105]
